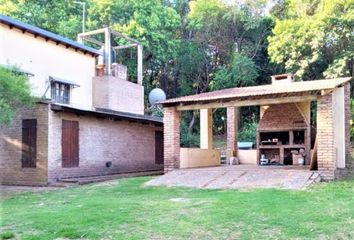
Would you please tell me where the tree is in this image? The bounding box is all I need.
[0,0,83,40]
[268,0,354,81]
[0,66,34,124]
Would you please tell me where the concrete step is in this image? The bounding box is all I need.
[56,170,163,186]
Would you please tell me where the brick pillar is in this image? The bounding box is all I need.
[226,107,238,160]
[317,93,336,180]
[163,107,180,172]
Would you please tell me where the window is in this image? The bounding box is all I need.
[51,81,71,104]
[62,120,79,168]
[22,119,37,168]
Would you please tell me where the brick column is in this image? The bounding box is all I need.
[163,107,180,172]
[317,93,336,180]
[226,107,238,160]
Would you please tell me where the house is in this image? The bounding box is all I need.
[0,15,163,185]
[160,74,352,181]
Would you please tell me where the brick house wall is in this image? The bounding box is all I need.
[0,104,49,185]
[48,110,163,182]
[0,103,163,185]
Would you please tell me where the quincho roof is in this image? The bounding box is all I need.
[161,77,351,107]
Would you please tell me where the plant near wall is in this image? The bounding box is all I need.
[0,66,34,124]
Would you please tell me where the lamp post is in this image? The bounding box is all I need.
[74,1,86,33]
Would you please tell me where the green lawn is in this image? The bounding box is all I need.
[1,177,354,240]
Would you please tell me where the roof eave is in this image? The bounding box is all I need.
[0,15,101,57]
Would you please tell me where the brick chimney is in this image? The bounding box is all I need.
[271,73,294,85]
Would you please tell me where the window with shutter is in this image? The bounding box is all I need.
[62,120,79,168]
[22,119,37,168]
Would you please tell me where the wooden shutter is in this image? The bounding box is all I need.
[22,119,37,168]
[155,131,164,165]
[62,120,79,168]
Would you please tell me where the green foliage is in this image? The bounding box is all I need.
[0,0,83,39]
[0,66,34,124]
[238,121,258,142]
[180,118,200,147]
[268,0,354,80]
[211,53,259,90]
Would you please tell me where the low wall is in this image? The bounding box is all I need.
[237,149,257,165]
[93,76,144,115]
[180,148,220,168]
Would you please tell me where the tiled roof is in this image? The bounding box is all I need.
[0,15,101,56]
[51,104,163,125]
[161,77,351,105]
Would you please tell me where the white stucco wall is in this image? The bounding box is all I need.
[333,87,346,168]
[0,23,96,109]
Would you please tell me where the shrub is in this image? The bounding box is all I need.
[238,121,257,143]
[180,120,200,147]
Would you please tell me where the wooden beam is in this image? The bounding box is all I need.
[112,43,138,50]
[83,37,104,46]
[137,44,143,85]
[321,89,333,95]
[176,95,318,111]
[110,29,141,44]
[295,103,310,126]
[77,28,106,38]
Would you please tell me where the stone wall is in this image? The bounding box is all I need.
[48,110,163,182]
[163,107,180,172]
[0,104,49,185]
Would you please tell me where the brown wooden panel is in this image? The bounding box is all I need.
[155,131,164,165]
[22,119,37,168]
[62,120,79,168]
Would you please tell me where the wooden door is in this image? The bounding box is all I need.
[155,131,164,165]
[22,119,37,168]
[62,120,79,168]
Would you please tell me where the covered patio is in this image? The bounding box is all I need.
[160,75,352,181]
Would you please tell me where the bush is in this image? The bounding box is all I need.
[238,121,257,143]
[180,120,200,147]
[0,66,34,124]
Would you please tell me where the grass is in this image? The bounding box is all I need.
[1,177,354,240]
